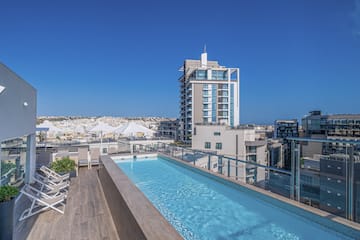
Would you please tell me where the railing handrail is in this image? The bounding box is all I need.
[286,137,360,145]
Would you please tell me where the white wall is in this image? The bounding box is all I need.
[0,63,36,141]
[192,125,267,183]
[192,125,255,159]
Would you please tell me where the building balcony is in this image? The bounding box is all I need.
[218,98,229,103]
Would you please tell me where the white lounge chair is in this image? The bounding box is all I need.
[34,173,69,196]
[89,148,100,168]
[77,147,90,169]
[39,166,70,183]
[19,185,66,221]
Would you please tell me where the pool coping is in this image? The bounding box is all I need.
[157,153,360,239]
[98,155,183,240]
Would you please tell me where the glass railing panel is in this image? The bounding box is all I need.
[267,170,291,198]
[135,139,360,224]
[1,136,28,187]
[289,138,360,223]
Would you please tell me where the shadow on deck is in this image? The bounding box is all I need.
[14,168,119,240]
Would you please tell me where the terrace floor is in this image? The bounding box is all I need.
[14,168,119,240]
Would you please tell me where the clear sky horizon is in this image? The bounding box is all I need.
[1,0,360,124]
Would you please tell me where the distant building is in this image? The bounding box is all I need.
[179,50,240,144]
[0,62,37,186]
[302,110,360,139]
[274,119,299,139]
[157,119,179,140]
[302,110,360,155]
[192,124,267,184]
[301,110,326,137]
[297,111,360,221]
[267,139,284,168]
[273,119,299,170]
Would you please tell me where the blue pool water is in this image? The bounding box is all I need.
[116,157,355,240]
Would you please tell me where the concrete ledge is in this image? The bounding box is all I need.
[98,155,182,240]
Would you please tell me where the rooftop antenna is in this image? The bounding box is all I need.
[203,44,207,53]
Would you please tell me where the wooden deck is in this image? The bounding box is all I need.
[14,168,119,240]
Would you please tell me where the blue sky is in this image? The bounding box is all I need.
[0,0,359,124]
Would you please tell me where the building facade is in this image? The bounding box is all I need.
[302,110,360,139]
[0,62,37,187]
[157,119,179,140]
[274,119,299,139]
[273,119,299,170]
[179,51,240,144]
[192,124,267,183]
[302,110,360,155]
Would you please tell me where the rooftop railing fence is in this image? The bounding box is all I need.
[116,138,360,224]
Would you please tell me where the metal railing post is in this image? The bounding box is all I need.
[347,145,354,221]
[227,158,230,177]
[290,140,295,200]
[296,143,300,202]
[208,155,211,170]
[235,158,238,180]
[218,155,223,174]
[236,134,238,180]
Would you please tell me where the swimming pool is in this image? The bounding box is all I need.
[115,156,357,240]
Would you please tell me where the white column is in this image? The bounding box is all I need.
[26,133,36,184]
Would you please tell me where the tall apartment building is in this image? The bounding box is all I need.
[179,51,240,144]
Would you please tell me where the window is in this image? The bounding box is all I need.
[246,146,257,153]
[203,104,209,110]
[196,70,207,80]
[205,142,211,149]
[212,70,227,80]
[215,142,222,150]
[214,132,221,136]
[247,155,256,162]
[193,127,196,135]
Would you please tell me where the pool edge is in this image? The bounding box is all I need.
[98,155,183,240]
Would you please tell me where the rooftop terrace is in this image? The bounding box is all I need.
[14,168,119,240]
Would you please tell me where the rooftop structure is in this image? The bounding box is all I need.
[0,62,37,186]
[0,62,37,239]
